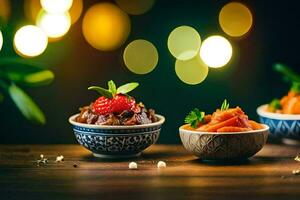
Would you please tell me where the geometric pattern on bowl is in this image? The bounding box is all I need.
[69,114,165,158]
[73,128,160,157]
[179,126,269,161]
[257,104,300,140]
[259,116,300,139]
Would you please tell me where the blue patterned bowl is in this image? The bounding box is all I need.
[179,125,269,161]
[69,114,165,158]
[257,105,300,140]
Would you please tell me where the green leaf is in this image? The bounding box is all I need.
[184,108,205,128]
[4,70,54,87]
[269,98,282,112]
[291,82,300,93]
[88,86,113,98]
[221,99,230,111]
[0,57,46,69]
[274,63,300,82]
[117,82,139,94]
[8,84,46,125]
[108,80,117,95]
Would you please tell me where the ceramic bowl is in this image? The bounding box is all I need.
[257,104,300,140]
[179,125,269,161]
[69,114,165,158]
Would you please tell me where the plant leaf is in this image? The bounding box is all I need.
[117,82,139,94]
[274,63,300,82]
[8,84,46,125]
[88,86,113,98]
[4,70,54,87]
[108,80,117,95]
[184,108,205,128]
[0,57,46,69]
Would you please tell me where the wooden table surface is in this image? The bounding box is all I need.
[0,144,299,200]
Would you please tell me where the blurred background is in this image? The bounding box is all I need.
[0,0,300,144]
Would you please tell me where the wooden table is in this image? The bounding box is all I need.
[0,144,299,200]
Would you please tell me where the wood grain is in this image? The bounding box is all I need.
[0,144,299,200]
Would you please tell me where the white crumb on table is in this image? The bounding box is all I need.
[129,162,138,169]
[157,161,166,168]
[55,155,64,162]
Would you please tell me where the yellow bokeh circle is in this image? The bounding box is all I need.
[36,11,71,39]
[14,25,48,57]
[40,0,73,13]
[82,2,131,51]
[200,35,232,68]
[219,2,253,37]
[175,55,208,85]
[168,26,201,61]
[123,39,159,74]
[115,0,155,15]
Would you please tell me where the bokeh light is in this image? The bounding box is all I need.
[123,39,158,74]
[219,2,253,37]
[0,31,3,51]
[14,25,48,57]
[175,55,208,85]
[200,35,232,68]
[37,11,71,39]
[24,0,82,24]
[168,26,201,61]
[0,0,10,21]
[115,0,155,15]
[69,0,83,24]
[82,3,131,51]
[40,0,73,13]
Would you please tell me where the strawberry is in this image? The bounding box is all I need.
[92,96,112,115]
[88,80,139,115]
[111,95,136,113]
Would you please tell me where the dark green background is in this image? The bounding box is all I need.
[1,0,299,144]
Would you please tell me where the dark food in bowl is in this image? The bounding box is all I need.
[75,80,158,125]
[76,103,158,125]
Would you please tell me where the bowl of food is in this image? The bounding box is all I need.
[179,100,269,161]
[257,63,300,140]
[69,80,165,158]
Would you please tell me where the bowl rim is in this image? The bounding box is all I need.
[69,113,165,129]
[257,104,300,120]
[179,124,269,135]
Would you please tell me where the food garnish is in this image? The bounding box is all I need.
[267,64,300,114]
[184,100,263,132]
[220,99,230,111]
[184,108,205,128]
[76,80,158,125]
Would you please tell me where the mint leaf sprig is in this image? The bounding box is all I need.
[88,80,139,98]
[185,108,205,128]
[221,99,230,111]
